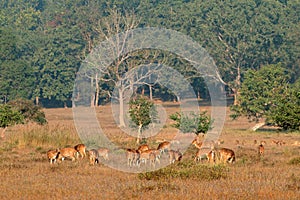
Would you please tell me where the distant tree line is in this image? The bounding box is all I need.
[0,0,299,109]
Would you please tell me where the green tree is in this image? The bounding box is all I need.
[230,64,299,130]
[0,104,24,138]
[169,111,213,135]
[129,95,158,144]
[268,80,300,130]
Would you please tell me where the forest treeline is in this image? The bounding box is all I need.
[0,0,299,107]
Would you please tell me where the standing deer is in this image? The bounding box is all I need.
[74,144,86,159]
[88,149,99,165]
[58,147,77,162]
[47,149,60,164]
[217,148,235,164]
[157,141,171,154]
[126,149,140,167]
[137,144,150,153]
[169,149,182,164]
[258,144,264,158]
[97,148,109,161]
[191,138,202,149]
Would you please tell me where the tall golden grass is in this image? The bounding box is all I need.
[0,106,299,200]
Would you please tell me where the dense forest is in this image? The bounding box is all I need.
[0,0,299,107]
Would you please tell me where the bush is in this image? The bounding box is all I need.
[169,111,213,134]
[8,99,47,125]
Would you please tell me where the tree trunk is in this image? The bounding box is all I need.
[95,73,99,107]
[251,122,265,131]
[136,124,142,144]
[119,87,126,127]
[35,96,39,105]
[90,77,95,107]
[149,85,153,100]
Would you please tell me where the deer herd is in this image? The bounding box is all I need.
[46,136,288,167]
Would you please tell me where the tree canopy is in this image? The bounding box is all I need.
[231,64,300,130]
[0,0,299,108]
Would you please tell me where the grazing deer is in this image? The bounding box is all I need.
[157,141,171,154]
[207,150,217,164]
[217,148,235,164]
[88,149,99,165]
[194,149,208,162]
[137,144,150,153]
[272,140,285,146]
[258,144,264,158]
[47,149,60,164]
[58,147,77,162]
[209,147,235,164]
[169,149,182,164]
[139,149,161,166]
[126,149,140,167]
[74,144,86,159]
[149,152,157,167]
[97,148,109,161]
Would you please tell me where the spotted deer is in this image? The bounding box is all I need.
[137,144,150,154]
[157,141,171,154]
[74,144,86,159]
[88,149,99,165]
[216,148,235,164]
[58,147,77,162]
[97,148,109,161]
[194,149,208,162]
[258,144,264,158]
[47,149,60,164]
[139,149,161,166]
[191,138,203,149]
[126,149,140,167]
[169,149,182,164]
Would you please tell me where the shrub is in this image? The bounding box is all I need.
[169,111,213,134]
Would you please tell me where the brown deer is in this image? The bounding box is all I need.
[139,149,161,166]
[209,147,235,164]
[272,140,285,146]
[258,144,264,158]
[47,149,60,164]
[194,149,208,162]
[169,149,182,164]
[58,147,77,162]
[191,138,203,149]
[207,150,216,164]
[88,149,99,165]
[97,148,109,161]
[137,144,150,153]
[126,149,140,167]
[74,144,86,159]
[157,141,171,154]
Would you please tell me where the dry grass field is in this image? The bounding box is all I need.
[0,102,300,200]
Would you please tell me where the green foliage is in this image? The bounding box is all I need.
[0,104,24,128]
[138,161,228,181]
[269,83,300,130]
[0,1,299,107]
[169,111,213,134]
[8,99,47,125]
[231,64,299,130]
[129,95,158,132]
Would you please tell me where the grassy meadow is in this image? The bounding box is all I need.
[0,102,300,200]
